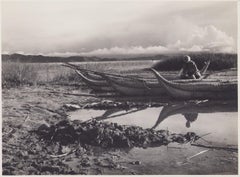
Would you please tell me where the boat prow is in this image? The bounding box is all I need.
[74,70,114,92]
[150,68,237,99]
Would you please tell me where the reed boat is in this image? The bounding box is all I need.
[63,63,161,94]
[63,62,145,80]
[74,70,114,92]
[63,61,216,96]
[150,68,237,99]
[101,74,223,96]
[100,61,212,96]
[100,74,166,96]
[63,60,210,81]
[62,63,114,91]
[62,63,105,81]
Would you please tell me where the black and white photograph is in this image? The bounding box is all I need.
[1,0,238,175]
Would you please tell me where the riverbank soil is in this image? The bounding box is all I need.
[2,85,238,175]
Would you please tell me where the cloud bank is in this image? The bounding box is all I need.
[47,22,235,57]
[2,1,237,56]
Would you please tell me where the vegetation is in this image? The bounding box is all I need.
[2,52,237,88]
[50,72,83,85]
[152,53,237,71]
[2,62,38,88]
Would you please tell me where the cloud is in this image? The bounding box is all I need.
[11,20,234,57]
[80,46,169,56]
[165,20,235,53]
[76,23,235,56]
[2,1,236,56]
[76,17,236,56]
[46,21,235,57]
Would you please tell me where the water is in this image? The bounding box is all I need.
[69,100,238,145]
[68,99,238,174]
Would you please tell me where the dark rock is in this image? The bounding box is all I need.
[56,120,70,127]
[35,119,199,149]
[40,166,61,174]
[37,124,50,134]
[81,159,91,167]
[130,161,141,165]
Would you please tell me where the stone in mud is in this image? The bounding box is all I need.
[27,166,38,175]
[102,100,113,104]
[95,168,103,175]
[2,163,17,175]
[184,132,198,141]
[2,169,13,175]
[100,136,114,148]
[173,136,186,144]
[81,158,91,167]
[113,134,132,148]
[40,165,61,174]
[130,161,141,165]
[114,124,124,131]
[55,120,71,127]
[54,128,76,145]
[37,124,50,134]
[65,157,72,162]
[63,104,81,111]
[36,124,55,141]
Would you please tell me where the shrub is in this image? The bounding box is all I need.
[2,62,38,88]
[51,71,83,85]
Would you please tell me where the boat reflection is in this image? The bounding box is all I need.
[93,105,148,121]
[152,100,237,129]
[93,100,237,129]
[183,113,198,128]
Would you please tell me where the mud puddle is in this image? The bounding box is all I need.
[68,100,238,145]
[63,99,238,174]
[29,99,238,175]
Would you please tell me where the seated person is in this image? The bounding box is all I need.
[180,55,201,79]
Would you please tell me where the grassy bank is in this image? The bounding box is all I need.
[2,62,80,88]
[2,53,237,88]
[2,62,38,88]
[1,60,153,88]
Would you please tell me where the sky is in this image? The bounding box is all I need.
[1,0,238,56]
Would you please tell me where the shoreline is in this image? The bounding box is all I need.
[2,85,238,175]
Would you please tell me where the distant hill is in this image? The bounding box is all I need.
[2,52,237,71]
[1,53,168,63]
[2,53,94,63]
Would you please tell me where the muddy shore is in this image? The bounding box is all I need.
[2,85,238,175]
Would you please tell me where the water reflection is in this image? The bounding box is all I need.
[94,106,148,121]
[69,99,237,144]
[80,100,237,130]
[151,100,237,129]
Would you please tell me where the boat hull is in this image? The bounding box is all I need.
[101,74,225,96]
[150,68,237,99]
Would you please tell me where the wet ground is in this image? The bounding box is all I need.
[69,101,238,145]
[2,85,238,175]
[67,99,238,174]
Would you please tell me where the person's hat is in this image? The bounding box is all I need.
[183,55,191,63]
